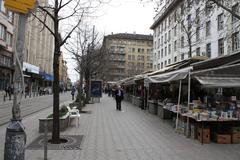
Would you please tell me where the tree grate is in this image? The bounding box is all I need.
[26,135,84,150]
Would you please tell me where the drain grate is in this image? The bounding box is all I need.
[26,135,84,150]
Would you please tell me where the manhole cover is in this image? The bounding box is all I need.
[26,135,84,150]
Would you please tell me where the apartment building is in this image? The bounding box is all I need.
[101,33,153,82]
[0,0,14,91]
[151,0,240,70]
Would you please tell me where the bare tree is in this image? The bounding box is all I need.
[66,25,105,104]
[31,0,106,143]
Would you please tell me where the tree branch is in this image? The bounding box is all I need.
[31,12,55,37]
[60,11,85,46]
[209,0,240,20]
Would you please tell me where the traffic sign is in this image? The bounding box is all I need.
[4,0,36,14]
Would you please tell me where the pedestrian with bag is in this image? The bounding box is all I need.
[114,86,124,111]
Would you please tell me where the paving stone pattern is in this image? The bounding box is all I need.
[1,94,240,160]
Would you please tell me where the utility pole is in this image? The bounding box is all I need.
[3,1,37,159]
[4,14,27,160]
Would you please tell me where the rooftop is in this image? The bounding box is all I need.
[105,33,153,41]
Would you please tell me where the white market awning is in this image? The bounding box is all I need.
[195,76,240,88]
[147,67,192,83]
[192,63,240,88]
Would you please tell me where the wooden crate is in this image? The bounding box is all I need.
[215,133,231,144]
[232,133,240,144]
[198,128,210,143]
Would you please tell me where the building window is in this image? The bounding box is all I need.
[138,48,141,53]
[181,36,184,47]
[218,38,224,55]
[206,21,211,37]
[132,55,135,60]
[187,14,191,31]
[0,24,6,41]
[161,62,163,69]
[168,59,171,64]
[232,3,239,23]
[232,32,240,52]
[196,47,200,56]
[6,10,14,23]
[181,54,184,60]
[164,33,167,43]
[174,56,177,62]
[206,43,211,58]
[132,48,135,53]
[164,60,167,66]
[174,26,177,36]
[0,0,6,13]
[168,30,171,41]
[165,47,167,56]
[218,13,224,30]
[6,32,12,47]
[196,27,200,41]
[161,49,163,58]
[174,40,177,51]
[158,51,160,59]
[168,44,171,55]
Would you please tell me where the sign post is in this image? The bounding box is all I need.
[4,1,36,160]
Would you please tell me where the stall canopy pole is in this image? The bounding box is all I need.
[187,71,191,137]
[175,80,182,132]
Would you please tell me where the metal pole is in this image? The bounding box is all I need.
[187,71,191,137]
[44,121,48,160]
[175,80,182,132]
[4,14,27,160]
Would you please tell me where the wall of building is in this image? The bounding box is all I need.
[0,0,14,91]
[152,0,240,70]
[101,33,153,82]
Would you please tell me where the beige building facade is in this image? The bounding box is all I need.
[22,0,54,93]
[101,33,153,82]
[59,53,69,91]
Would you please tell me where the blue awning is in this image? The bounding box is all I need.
[39,71,54,81]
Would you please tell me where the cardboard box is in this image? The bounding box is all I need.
[215,133,231,144]
[198,128,210,143]
[232,133,240,144]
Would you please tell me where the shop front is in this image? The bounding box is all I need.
[23,62,41,97]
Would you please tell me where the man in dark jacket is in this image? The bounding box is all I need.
[115,86,124,111]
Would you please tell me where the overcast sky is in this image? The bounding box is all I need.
[66,0,156,83]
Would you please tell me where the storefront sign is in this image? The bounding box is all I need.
[23,62,39,74]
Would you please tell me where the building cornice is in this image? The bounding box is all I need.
[150,0,183,30]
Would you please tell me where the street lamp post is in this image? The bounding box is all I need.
[4,14,27,160]
[3,1,37,159]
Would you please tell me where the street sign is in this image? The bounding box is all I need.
[4,0,36,14]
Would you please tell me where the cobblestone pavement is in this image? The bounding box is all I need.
[1,94,240,160]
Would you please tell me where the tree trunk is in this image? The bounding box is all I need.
[52,49,60,143]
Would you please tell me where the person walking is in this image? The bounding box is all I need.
[114,86,124,111]
[71,86,76,100]
[7,85,13,100]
